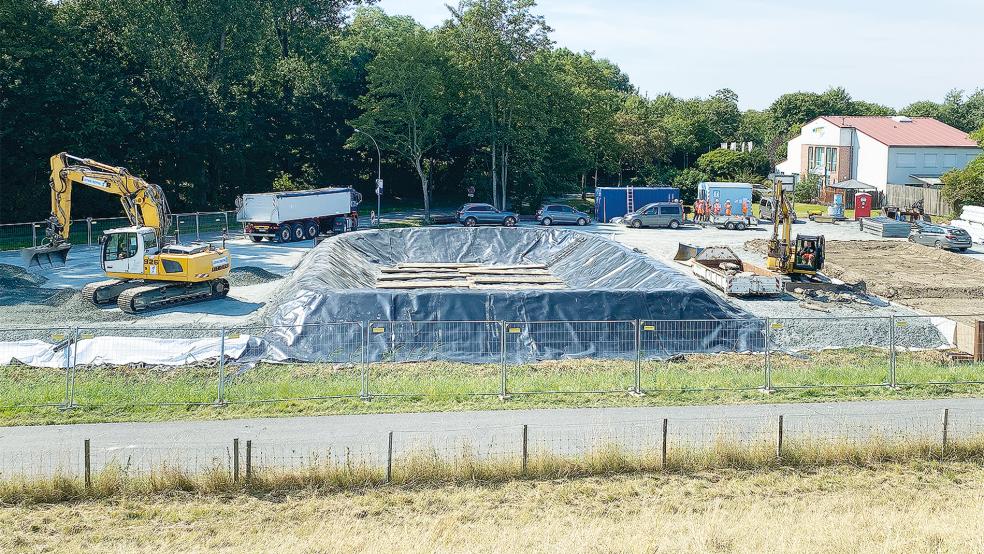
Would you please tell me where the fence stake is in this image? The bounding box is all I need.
[661,418,668,468]
[195,212,201,240]
[216,328,226,404]
[888,316,897,388]
[776,415,784,460]
[361,322,370,401]
[245,440,252,480]
[84,439,91,489]
[633,320,643,396]
[233,438,240,482]
[941,408,949,459]
[386,431,394,483]
[63,328,77,410]
[521,424,528,475]
[499,321,508,401]
[31,223,37,248]
[86,218,93,245]
[763,318,773,393]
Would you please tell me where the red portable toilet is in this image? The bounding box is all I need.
[854,192,872,219]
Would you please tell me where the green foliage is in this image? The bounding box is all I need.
[795,175,819,203]
[941,156,984,210]
[673,168,710,204]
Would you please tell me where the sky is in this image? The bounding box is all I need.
[374,0,983,110]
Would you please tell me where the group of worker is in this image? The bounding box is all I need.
[693,197,750,223]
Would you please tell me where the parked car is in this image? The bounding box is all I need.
[456,203,518,227]
[622,202,684,229]
[536,204,591,226]
[909,222,972,251]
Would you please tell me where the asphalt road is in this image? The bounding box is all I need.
[3,398,983,476]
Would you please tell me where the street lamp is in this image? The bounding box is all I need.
[355,128,382,226]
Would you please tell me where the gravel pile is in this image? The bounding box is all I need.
[227,266,282,287]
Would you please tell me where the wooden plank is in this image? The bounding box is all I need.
[377,272,462,280]
[380,267,462,274]
[458,267,551,275]
[472,283,566,290]
[397,262,482,269]
[377,280,471,289]
[469,275,564,285]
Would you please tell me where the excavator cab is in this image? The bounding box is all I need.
[100,227,156,275]
[792,235,824,273]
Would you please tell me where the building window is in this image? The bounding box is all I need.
[826,148,838,172]
[923,154,938,167]
[897,153,916,168]
[943,154,957,168]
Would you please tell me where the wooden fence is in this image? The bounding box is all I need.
[884,184,953,217]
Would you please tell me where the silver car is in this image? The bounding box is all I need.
[909,222,972,251]
[622,202,684,229]
[536,204,591,226]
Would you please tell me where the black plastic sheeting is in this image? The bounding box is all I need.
[252,227,765,363]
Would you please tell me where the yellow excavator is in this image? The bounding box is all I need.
[23,153,232,314]
[766,176,825,277]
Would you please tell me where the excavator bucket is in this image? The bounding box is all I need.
[21,243,71,268]
[674,243,703,262]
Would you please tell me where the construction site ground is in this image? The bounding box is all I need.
[0,216,982,333]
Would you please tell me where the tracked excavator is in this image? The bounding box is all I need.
[766,176,825,278]
[22,153,231,314]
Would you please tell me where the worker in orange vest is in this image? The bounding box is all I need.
[713,200,721,216]
[694,199,704,222]
[724,199,733,216]
[741,198,749,217]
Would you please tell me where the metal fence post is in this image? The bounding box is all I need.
[763,318,773,393]
[62,328,77,410]
[633,320,643,396]
[216,328,226,404]
[941,408,949,459]
[245,440,252,480]
[31,222,37,248]
[195,212,201,240]
[521,424,528,475]
[499,321,508,401]
[386,431,394,483]
[888,315,898,388]
[224,211,229,233]
[86,218,93,245]
[661,418,668,468]
[361,322,370,401]
[84,439,91,489]
[233,438,240,482]
[776,415,784,460]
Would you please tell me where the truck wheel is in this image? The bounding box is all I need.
[277,226,292,243]
[248,235,263,243]
[669,220,680,229]
[631,219,642,229]
[725,222,735,230]
[291,223,306,241]
[304,220,320,239]
[736,222,747,231]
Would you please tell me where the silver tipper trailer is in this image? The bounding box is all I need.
[236,187,362,243]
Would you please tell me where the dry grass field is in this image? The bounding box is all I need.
[3,462,984,553]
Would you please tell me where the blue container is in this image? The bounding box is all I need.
[697,182,754,210]
[594,187,680,222]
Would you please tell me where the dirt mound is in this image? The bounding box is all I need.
[0,264,74,306]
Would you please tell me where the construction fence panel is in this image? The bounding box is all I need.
[0,221,42,251]
[69,327,223,408]
[223,323,365,403]
[366,320,502,397]
[505,320,637,395]
[640,318,767,392]
[0,327,73,409]
[88,217,132,242]
[894,314,984,386]
[767,316,891,389]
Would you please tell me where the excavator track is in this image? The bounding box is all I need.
[82,279,143,306]
[116,278,230,314]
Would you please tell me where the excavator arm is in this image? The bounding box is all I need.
[23,153,172,267]
[47,152,172,243]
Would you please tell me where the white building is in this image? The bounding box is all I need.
[776,116,981,192]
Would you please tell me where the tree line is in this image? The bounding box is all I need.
[2,0,983,223]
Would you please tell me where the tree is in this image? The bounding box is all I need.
[673,168,709,204]
[350,20,448,222]
[941,128,984,210]
[443,0,552,209]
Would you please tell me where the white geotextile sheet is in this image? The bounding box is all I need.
[0,336,255,368]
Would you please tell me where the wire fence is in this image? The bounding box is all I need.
[3,407,982,481]
[0,211,238,251]
[0,315,981,410]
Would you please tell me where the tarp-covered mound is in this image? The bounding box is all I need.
[259,227,763,362]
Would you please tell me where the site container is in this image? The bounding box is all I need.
[697,182,754,210]
[594,187,679,223]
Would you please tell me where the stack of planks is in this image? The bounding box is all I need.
[375,262,565,289]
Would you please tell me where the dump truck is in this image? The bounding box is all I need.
[236,187,362,243]
[675,245,782,297]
